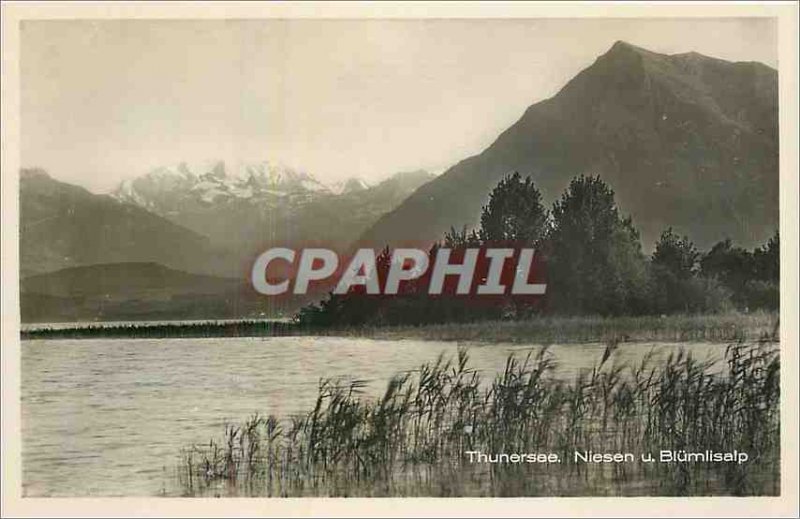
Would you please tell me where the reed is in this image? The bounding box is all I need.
[349,310,779,344]
[20,319,301,340]
[22,310,776,343]
[177,337,780,497]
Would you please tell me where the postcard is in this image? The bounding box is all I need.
[2,2,798,517]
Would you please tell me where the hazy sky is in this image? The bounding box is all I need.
[21,18,777,192]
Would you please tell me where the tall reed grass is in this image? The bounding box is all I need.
[22,310,777,343]
[352,310,779,344]
[178,338,779,497]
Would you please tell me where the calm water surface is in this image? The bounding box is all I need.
[21,337,729,496]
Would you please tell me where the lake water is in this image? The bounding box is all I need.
[21,337,730,497]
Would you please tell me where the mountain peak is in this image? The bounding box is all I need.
[112,160,333,207]
[609,40,637,52]
[359,42,777,252]
[20,168,52,180]
[603,41,742,70]
[597,40,666,66]
[330,177,370,195]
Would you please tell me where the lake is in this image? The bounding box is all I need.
[21,337,730,497]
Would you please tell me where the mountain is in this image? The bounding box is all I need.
[359,42,778,251]
[112,162,434,253]
[23,164,434,268]
[330,177,371,195]
[19,165,434,322]
[22,261,239,298]
[19,169,237,278]
[19,262,289,322]
[112,160,329,211]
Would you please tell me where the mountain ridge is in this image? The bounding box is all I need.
[358,41,778,251]
[19,261,285,323]
[109,162,435,253]
[19,169,239,277]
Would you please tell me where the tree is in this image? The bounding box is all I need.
[700,239,754,297]
[442,226,481,248]
[479,172,548,245]
[753,230,779,283]
[650,228,710,313]
[295,247,393,327]
[546,175,648,315]
[652,228,699,279]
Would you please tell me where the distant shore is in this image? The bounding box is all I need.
[339,311,779,344]
[20,311,778,344]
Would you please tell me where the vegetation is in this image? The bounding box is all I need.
[178,339,779,497]
[701,233,780,310]
[297,173,779,328]
[21,311,777,343]
[343,311,778,345]
[20,320,300,340]
[21,173,778,341]
[546,175,648,315]
[479,171,548,244]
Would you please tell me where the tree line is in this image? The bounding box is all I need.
[297,173,778,327]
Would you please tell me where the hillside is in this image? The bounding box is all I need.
[19,262,293,322]
[359,41,778,251]
[20,169,238,277]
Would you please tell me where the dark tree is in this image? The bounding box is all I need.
[700,232,779,310]
[652,228,699,279]
[753,230,779,283]
[546,175,647,315]
[443,226,481,248]
[649,228,713,313]
[700,239,754,294]
[479,172,548,245]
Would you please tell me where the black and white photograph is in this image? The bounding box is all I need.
[1,2,798,517]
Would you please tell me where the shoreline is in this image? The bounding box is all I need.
[20,311,779,344]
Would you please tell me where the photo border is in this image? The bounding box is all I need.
[2,2,797,517]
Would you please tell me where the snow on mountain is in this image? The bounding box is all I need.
[109,161,434,253]
[329,177,371,195]
[111,160,344,210]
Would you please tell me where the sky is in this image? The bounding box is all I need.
[21,18,777,192]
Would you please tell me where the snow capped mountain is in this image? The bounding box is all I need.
[112,160,334,209]
[109,161,434,253]
[329,177,371,195]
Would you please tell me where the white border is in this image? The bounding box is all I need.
[2,2,797,517]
